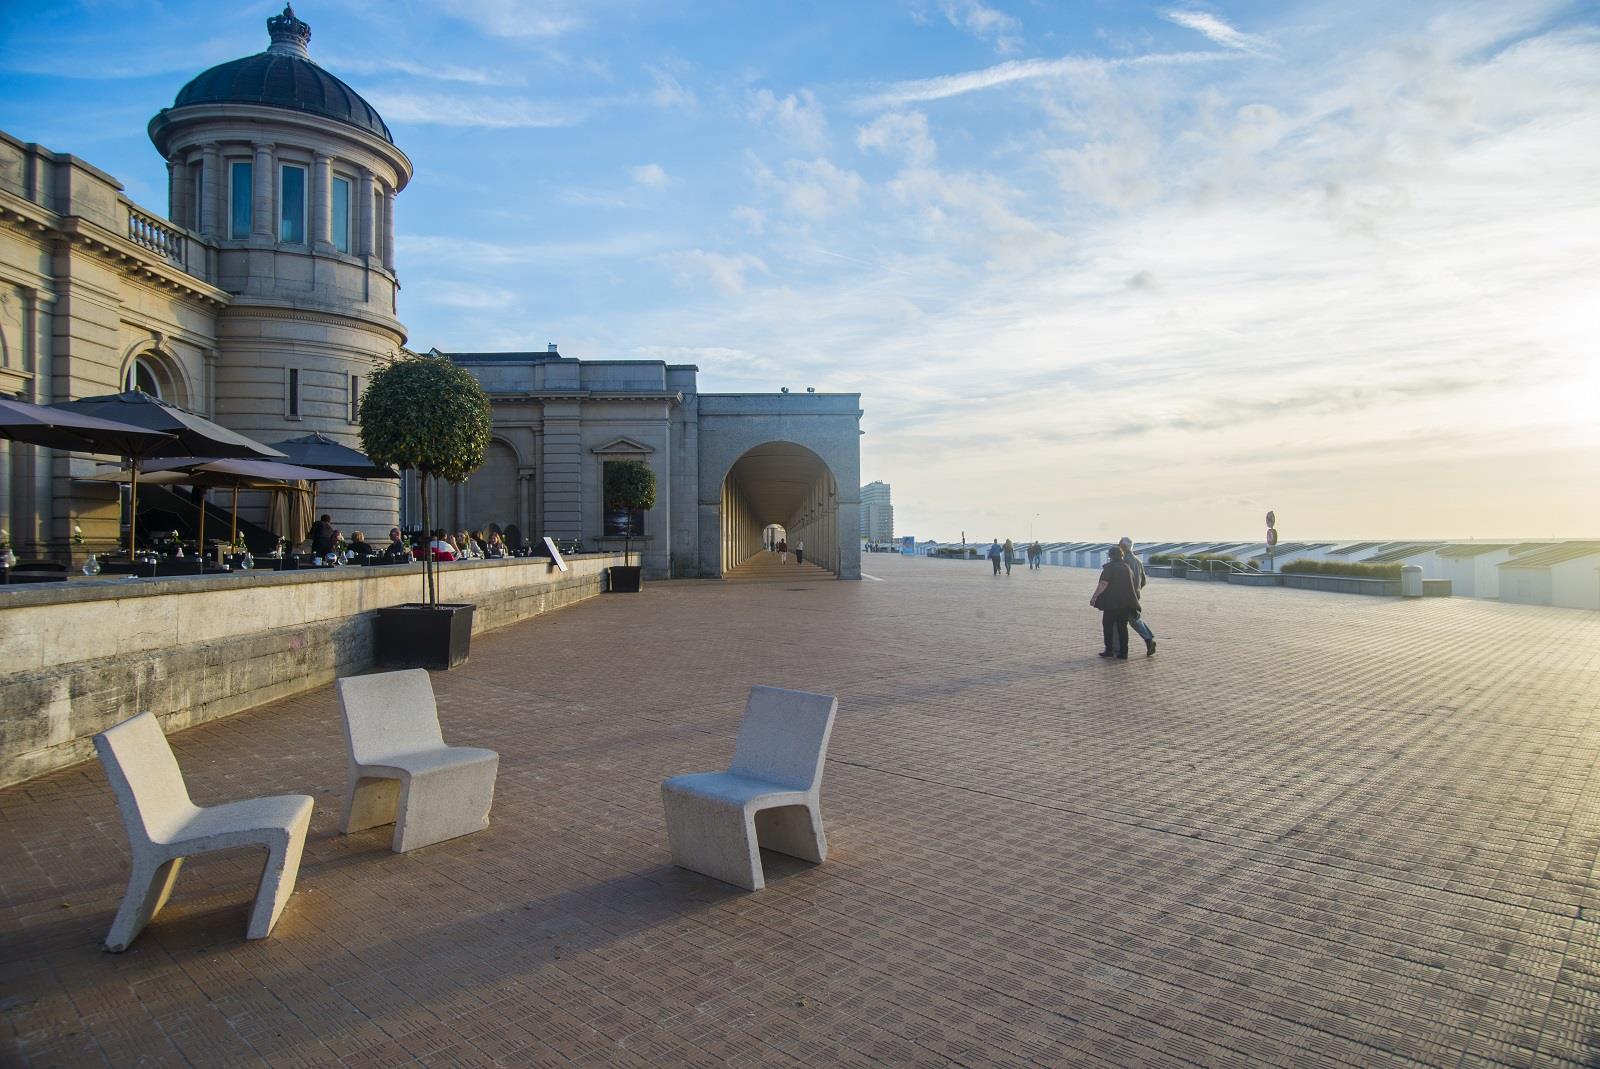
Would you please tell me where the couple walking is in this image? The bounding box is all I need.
[1090,537,1157,659]
[775,538,804,565]
[987,538,1015,576]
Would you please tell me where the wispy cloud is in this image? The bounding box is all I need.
[366,92,585,128]
[325,56,517,87]
[415,282,522,311]
[857,111,937,167]
[663,250,769,296]
[748,88,828,150]
[629,163,670,188]
[856,50,1238,109]
[1164,9,1273,55]
[648,63,698,110]
[941,1,1023,54]
[754,157,867,218]
[435,0,582,39]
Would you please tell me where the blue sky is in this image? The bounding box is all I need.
[3,1,1598,541]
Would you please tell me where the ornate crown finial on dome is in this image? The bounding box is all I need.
[266,4,311,57]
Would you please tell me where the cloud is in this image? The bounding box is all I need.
[1164,9,1274,55]
[665,251,769,296]
[416,282,522,311]
[761,158,867,218]
[941,1,1023,54]
[367,92,585,128]
[856,49,1238,109]
[325,56,515,87]
[731,206,766,234]
[435,0,582,38]
[748,88,829,150]
[856,111,937,167]
[629,163,670,188]
[648,64,698,110]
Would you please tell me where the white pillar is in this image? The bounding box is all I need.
[199,143,220,238]
[251,142,275,240]
[357,168,374,258]
[312,153,333,252]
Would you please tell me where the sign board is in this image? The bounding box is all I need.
[1267,528,1278,547]
[901,535,915,555]
[1265,510,1276,528]
[542,536,568,572]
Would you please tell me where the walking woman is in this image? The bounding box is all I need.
[1090,544,1141,659]
[778,538,788,564]
[1002,538,1015,576]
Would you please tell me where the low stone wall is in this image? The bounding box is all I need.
[0,554,620,786]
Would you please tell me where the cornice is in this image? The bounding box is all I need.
[487,391,683,405]
[221,300,407,344]
[22,211,232,309]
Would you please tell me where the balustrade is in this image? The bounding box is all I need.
[126,207,187,269]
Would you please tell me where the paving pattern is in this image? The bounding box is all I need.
[4,552,1600,1068]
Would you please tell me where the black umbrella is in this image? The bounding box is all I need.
[266,431,397,478]
[52,391,285,558]
[0,396,176,454]
[266,431,398,520]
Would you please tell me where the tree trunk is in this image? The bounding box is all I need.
[421,474,435,606]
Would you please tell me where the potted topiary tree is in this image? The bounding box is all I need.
[360,355,493,669]
[603,459,655,592]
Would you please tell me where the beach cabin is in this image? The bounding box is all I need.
[1497,542,1600,610]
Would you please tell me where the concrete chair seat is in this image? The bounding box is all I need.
[93,712,313,952]
[661,686,838,891]
[337,669,499,854]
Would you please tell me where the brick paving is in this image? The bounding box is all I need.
[4,552,1600,1068]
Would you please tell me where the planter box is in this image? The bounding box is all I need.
[1423,579,1452,597]
[1228,571,1283,587]
[375,603,475,671]
[608,566,643,593]
[1282,574,1399,596]
[1145,565,1174,578]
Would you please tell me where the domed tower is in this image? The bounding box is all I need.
[148,4,411,532]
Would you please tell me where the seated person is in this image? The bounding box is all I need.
[309,514,336,556]
[470,529,490,557]
[380,527,412,563]
[428,529,457,562]
[456,529,482,560]
[348,531,375,561]
[484,530,507,558]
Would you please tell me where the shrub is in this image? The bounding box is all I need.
[1280,558,1402,579]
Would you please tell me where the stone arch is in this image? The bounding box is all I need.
[694,400,861,580]
[715,441,845,577]
[462,436,522,535]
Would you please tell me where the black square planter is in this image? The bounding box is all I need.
[375,603,475,670]
[609,566,643,593]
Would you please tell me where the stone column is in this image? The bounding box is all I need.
[517,471,533,539]
[251,142,275,241]
[166,158,183,229]
[199,143,220,239]
[312,153,333,252]
[357,168,374,259]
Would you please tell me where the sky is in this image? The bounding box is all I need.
[2,0,1597,542]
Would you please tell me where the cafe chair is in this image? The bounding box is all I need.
[336,669,499,853]
[661,685,838,891]
[93,712,313,951]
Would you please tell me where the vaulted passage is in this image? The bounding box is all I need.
[721,442,841,576]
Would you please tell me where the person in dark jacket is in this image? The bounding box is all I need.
[309,514,336,556]
[1090,544,1141,659]
[1119,536,1156,656]
[987,539,1003,576]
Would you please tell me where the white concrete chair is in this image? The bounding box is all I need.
[336,669,499,853]
[661,685,838,891]
[93,712,313,952]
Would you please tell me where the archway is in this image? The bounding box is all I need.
[720,442,841,576]
[123,351,190,409]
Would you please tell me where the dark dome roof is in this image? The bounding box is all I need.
[169,6,393,144]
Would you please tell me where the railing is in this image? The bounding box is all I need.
[127,207,186,269]
[1167,557,1262,578]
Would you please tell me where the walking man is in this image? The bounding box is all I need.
[795,539,805,566]
[1119,536,1156,656]
[1030,540,1043,569]
[987,539,1003,576]
[1090,544,1140,659]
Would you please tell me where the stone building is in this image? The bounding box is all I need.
[860,480,894,543]
[0,5,863,579]
[0,6,406,553]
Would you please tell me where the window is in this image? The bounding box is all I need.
[128,358,161,399]
[287,368,300,417]
[331,176,351,253]
[349,374,360,423]
[602,461,647,536]
[230,161,252,238]
[280,163,306,243]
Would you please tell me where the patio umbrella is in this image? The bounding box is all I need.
[0,397,177,454]
[266,431,398,520]
[53,392,285,557]
[267,483,314,549]
[90,457,346,552]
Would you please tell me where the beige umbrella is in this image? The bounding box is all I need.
[267,481,314,549]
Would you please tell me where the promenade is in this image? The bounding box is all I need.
[4,553,1599,1067]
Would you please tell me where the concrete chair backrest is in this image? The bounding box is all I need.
[93,712,197,844]
[337,669,446,763]
[729,686,838,792]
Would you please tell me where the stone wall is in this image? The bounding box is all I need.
[0,553,618,786]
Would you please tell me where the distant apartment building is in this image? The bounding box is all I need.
[860,481,894,542]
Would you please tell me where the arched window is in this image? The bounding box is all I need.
[128,357,162,399]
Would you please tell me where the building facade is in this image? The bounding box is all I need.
[1,6,407,556]
[0,6,863,579]
[860,480,894,543]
